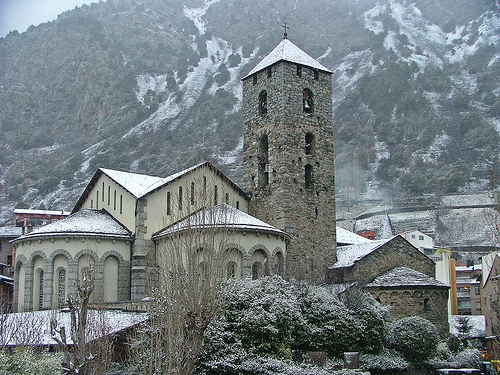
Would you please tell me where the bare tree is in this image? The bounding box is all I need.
[51,264,112,375]
[132,176,236,375]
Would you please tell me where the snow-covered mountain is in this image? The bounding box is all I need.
[0,0,499,244]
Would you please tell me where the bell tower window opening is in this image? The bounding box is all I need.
[259,90,268,115]
[297,65,302,77]
[303,88,313,113]
[314,68,319,80]
[305,132,315,155]
[305,164,314,189]
[258,134,269,188]
[267,67,272,78]
[253,75,257,85]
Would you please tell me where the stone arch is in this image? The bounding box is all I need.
[223,245,244,279]
[271,247,285,276]
[250,246,269,279]
[103,255,119,302]
[304,132,315,155]
[14,255,27,312]
[48,249,73,263]
[303,88,313,113]
[259,90,268,115]
[74,249,99,264]
[100,250,125,263]
[258,133,269,188]
[32,255,45,311]
[29,250,48,264]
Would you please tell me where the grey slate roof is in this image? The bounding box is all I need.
[243,38,332,79]
[0,226,22,238]
[331,237,395,269]
[11,209,132,243]
[154,204,289,239]
[365,267,449,289]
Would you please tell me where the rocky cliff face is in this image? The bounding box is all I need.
[0,0,499,228]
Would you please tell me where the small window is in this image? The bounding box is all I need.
[259,90,267,115]
[314,68,319,80]
[114,190,117,210]
[252,262,263,280]
[91,199,94,209]
[107,186,110,205]
[191,182,195,205]
[120,194,123,214]
[419,235,424,240]
[305,164,314,189]
[179,186,183,210]
[253,75,257,85]
[102,182,105,201]
[167,192,171,215]
[297,65,302,77]
[267,67,272,78]
[227,262,237,279]
[96,191,99,209]
[214,185,218,205]
[305,132,315,155]
[303,88,313,113]
[236,201,240,209]
[203,176,207,201]
[58,268,66,308]
[424,298,430,311]
[225,193,229,204]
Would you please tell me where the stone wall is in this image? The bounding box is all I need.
[242,60,336,284]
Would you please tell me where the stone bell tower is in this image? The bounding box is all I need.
[242,35,336,284]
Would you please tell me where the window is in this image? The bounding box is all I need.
[297,65,302,77]
[303,88,313,113]
[305,164,314,189]
[179,186,183,210]
[252,262,263,280]
[114,190,117,210]
[167,192,171,215]
[419,235,424,241]
[411,234,416,239]
[191,182,195,205]
[107,186,110,205]
[102,182,105,201]
[475,286,480,295]
[275,252,284,276]
[203,176,207,201]
[267,67,272,78]
[90,199,94,208]
[38,270,44,310]
[258,134,269,188]
[58,268,66,308]
[236,200,240,209]
[214,185,218,205]
[253,75,257,85]
[424,298,430,311]
[259,90,267,115]
[225,193,229,204]
[305,132,315,155]
[120,194,123,214]
[96,191,99,209]
[227,262,237,279]
[314,68,319,80]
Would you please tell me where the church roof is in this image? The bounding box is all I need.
[11,209,132,243]
[73,161,248,212]
[0,226,22,239]
[365,267,449,289]
[242,38,332,79]
[331,237,395,269]
[153,204,289,239]
[336,226,372,246]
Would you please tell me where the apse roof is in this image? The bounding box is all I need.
[331,237,395,269]
[365,267,449,288]
[154,204,289,239]
[11,209,132,243]
[243,38,332,79]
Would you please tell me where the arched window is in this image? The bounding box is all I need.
[57,268,66,308]
[37,270,44,310]
[114,190,117,210]
[107,186,111,205]
[305,164,314,189]
[258,134,269,188]
[96,191,99,209]
[33,256,44,311]
[259,90,267,115]
[424,297,430,311]
[297,65,302,77]
[226,261,237,279]
[305,132,315,155]
[303,88,313,113]
[252,262,263,280]
[275,252,284,276]
[120,194,123,214]
[214,185,218,205]
[167,192,171,215]
[225,193,229,204]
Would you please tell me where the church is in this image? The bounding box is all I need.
[11,35,447,335]
[11,36,338,312]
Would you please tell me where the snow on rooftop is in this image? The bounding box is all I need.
[243,38,332,79]
[101,162,204,198]
[365,267,449,288]
[13,209,71,216]
[0,226,22,238]
[332,238,392,269]
[449,315,486,338]
[155,204,288,238]
[1,309,147,346]
[13,209,131,241]
[336,226,372,245]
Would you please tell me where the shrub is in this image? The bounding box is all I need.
[0,348,63,375]
[386,316,440,363]
[360,348,409,373]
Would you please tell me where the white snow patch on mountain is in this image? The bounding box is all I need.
[183,0,222,35]
[216,137,244,167]
[420,132,450,163]
[363,3,386,35]
[135,74,168,103]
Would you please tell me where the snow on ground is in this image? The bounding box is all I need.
[135,73,168,103]
[419,132,450,163]
[183,0,222,35]
[215,137,243,167]
[363,3,386,35]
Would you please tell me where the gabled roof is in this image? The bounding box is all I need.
[153,204,289,239]
[242,38,332,79]
[0,226,22,239]
[73,161,249,212]
[365,267,449,289]
[11,209,132,243]
[336,226,372,246]
[331,237,396,269]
